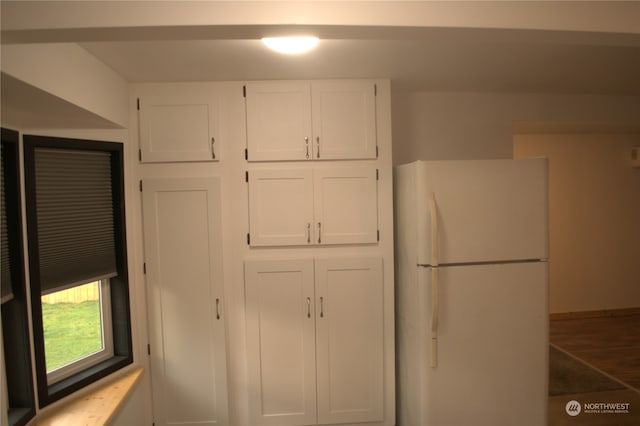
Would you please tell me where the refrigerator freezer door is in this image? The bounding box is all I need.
[420,261,548,426]
[417,158,548,266]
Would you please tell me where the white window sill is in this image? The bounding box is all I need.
[31,365,143,425]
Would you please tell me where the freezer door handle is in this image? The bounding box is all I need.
[428,192,439,267]
[429,192,440,368]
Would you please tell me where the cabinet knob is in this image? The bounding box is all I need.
[319,296,324,318]
[316,136,320,158]
[305,137,309,159]
[211,137,216,160]
[306,297,311,318]
[317,222,322,244]
[307,222,311,244]
[216,298,221,320]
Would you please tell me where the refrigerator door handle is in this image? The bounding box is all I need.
[431,267,439,368]
[429,192,440,368]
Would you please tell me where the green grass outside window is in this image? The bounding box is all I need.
[42,301,103,372]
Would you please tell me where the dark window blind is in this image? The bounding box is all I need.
[1,143,14,303]
[34,148,117,294]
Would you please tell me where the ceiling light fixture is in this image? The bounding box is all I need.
[261,36,319,54]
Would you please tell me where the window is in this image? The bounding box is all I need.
[42,280,113,384]
[23,135,132,407]
[1,128,35,426]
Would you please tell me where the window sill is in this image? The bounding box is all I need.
[31,365,143,426]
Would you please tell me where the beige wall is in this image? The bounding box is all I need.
[391,90,640,164]
[515,133,640,314]
[392,90,640,314]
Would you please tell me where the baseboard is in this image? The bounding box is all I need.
[550,307,640,321]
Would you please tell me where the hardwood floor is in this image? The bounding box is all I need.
[549,311,640,425]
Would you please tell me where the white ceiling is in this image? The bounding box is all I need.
[2,1,640,129]
[79,29,640,94]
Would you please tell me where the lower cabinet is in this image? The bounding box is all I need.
[142,177,229,426]
[244,257,384,426]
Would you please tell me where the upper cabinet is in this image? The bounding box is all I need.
[247,165,379,247]
[245,80,378,162]
[138,94,220,162]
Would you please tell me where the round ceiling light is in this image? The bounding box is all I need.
[261,36,319,54]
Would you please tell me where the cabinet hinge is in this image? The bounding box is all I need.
[147,344,151,355]
[245,148,248,160]
[243,85,246,98]
[143,262,146,274]
[374,84,377,96]
[137,98,140,110]
[245,171,248,182]
[377,230,380,241]
[139,180,143,192]
[247,233,251,245]
[376,169,379,180]
[138,148,142,162]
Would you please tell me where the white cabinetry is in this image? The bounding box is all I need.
[138,94,220,162]
[244,257,384,426]
[142,177,228,426]
[247,165,378,246]
[245,80,377,161]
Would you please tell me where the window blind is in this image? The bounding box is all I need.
[34,148,117,294]
[1,143,14,303]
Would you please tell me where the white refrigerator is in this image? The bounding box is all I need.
[394,159,549,426]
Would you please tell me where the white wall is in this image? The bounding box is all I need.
[391,90,640,164]
[515,133,640,314]
[1,44,129,128]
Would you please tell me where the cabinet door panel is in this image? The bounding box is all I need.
[248,169,314,246]
[315,257,384,424]
[244,259,317,426]
[142,178,228,426]
[314,166,378,245]
[139,95,218,162]
[311,81,377,160]
[245,82,312,161]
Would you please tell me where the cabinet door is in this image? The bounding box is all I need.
[244,259,317,426]
[311,81,377,160]
[138,95,219,162]
[245,82,313,161]
[248,169,314,246]
[314,257,384,424]
[142,178,228,426]
[313,166,378,245]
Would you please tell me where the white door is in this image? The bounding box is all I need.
[421,262,548,426]
[315,257,384,424]
[138,95,219,162]
[248,169,314,246]
[417,158,548,265]
[142,178,228,426]
[244,259,317,426]
[313,166,378,245]
[245,82,313,161]
[311,81,377,160]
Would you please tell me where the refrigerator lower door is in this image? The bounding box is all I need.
[420,261,548,426]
